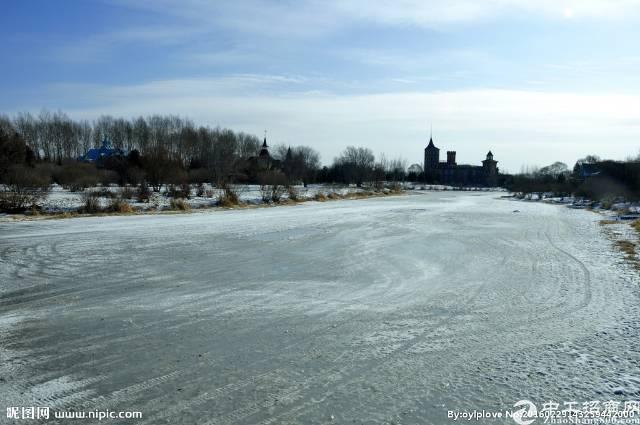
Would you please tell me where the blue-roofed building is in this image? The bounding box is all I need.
[81,137,125,163]
[574,162,601,179]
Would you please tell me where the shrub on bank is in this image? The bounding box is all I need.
[314,192,327,201]
[196,183,205,197]
[389,182,403,193]
[120,185,135,199]
[170,198,191,211]
[91,188,117,199]
[0,165,51,212]
[55,162,100,191]
[108,197,133,213]
[218,184,240,207]
[137,181,151,203]
[166,183,191,199]
[287,186,299,201]
[82,192,102,213]
[260,184,286,203]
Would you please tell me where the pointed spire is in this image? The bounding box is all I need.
[426,125,436,149]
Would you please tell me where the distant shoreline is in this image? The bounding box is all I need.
[0,184,406,222]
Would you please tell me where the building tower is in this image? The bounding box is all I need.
[424,136,440,172]
[482,151,498,186]
[259,133,270,157]
[257,134,272,170]
[446,151,457,165]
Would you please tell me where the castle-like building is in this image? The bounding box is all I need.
[423,136,498,186]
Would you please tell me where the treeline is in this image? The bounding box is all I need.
[0,111,410,211]
[0,111,273,185]
[0,111,409,185]
[504,156,640,202]
[1,111,267,164]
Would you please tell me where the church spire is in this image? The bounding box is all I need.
[426,125,436,148]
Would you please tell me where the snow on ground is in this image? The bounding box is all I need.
[37,183,393,213]
[1,192,639,424]
[30,183,504,214]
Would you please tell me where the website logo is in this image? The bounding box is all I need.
[512,400,537,425]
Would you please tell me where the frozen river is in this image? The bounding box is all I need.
[1,192,639,424]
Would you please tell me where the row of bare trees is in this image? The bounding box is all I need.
[1,111,265,168]
[319,146,407,187]
[1,111,411,209]
[504,154,640,202]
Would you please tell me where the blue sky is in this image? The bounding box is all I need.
[2,0,640,171]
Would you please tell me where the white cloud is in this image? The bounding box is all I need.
[334,0,640,26]
[52,25,205,63]
[111,0,640,35]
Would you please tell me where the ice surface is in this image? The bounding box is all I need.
[0,192,638,424]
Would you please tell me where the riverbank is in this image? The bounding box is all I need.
[507,193,640,270]
[0,184,405,222]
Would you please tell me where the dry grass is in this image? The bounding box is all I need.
[632,219,640,233]
[354,191,375,198]
[314,193,328,201]
[26,184,405,220]
[616,240,636,257]
[599,219,619,225]
[108,198,134,213]
[218,186,240,207]
[614,239,640,270]
[388,182,403,193]
[170,198,191,211]
[49,211,78,219]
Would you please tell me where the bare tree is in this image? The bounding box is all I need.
[236,132,260,158]
[132,116,150,154]
[37,109,53,160]
[0,115,14,135]
[76,120,93,157]
[0,130,50,211]
[387,157,408,182]
[335,146,375,186]
[14,112,39,159]
[93,115,115,146]
[211,129,238,184]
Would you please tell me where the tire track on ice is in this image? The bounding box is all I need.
[203,238,504,425]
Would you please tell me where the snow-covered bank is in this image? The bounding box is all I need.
[510,191,640,218]
[39,183,371,212]
[5,182,506,217]
[0,183,406,221]
[507,192,640,270]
